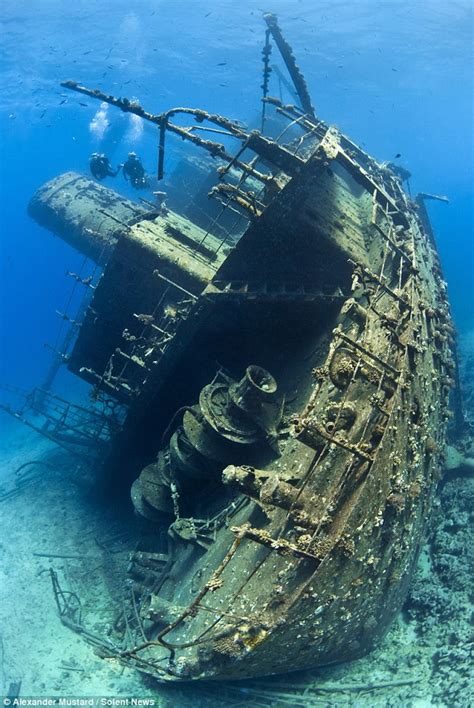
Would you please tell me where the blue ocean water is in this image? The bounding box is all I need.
[0,0,473,702]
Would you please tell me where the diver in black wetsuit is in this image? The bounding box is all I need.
[122,152,148,189]
[89,153,120,180]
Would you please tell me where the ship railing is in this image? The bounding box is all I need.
[37,224,113,412]
[87,274,197,403]
[196,100,333,255]
[0,383,125,460]
[59,81,328,264]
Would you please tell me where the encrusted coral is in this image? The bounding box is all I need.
[312,364,329,381]
[329,348,356,388]
[425,436,439,455]
[212,636,245,658]
[386,492,406,513]
[337,535,356,557]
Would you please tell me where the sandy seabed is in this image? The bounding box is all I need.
[0,412,472,708]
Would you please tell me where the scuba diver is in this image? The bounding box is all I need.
[89,153,120,180]
[122,152,148,189]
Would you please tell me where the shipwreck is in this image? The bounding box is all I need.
[19,14,458,682]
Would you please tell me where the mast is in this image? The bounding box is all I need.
[263,13,315,117]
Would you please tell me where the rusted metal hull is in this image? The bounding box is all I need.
[114,131,452,680]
